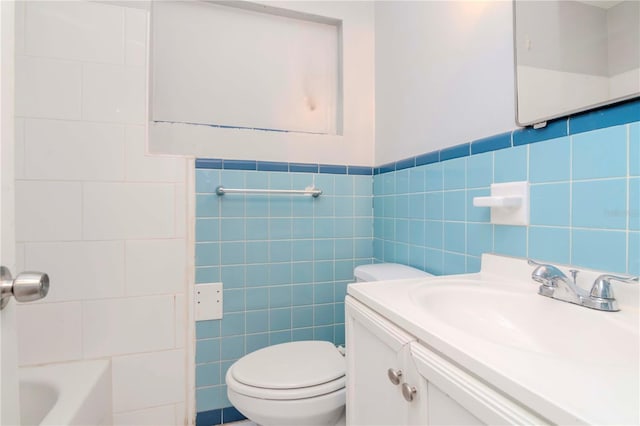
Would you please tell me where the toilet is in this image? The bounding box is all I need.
[225,263,432,426]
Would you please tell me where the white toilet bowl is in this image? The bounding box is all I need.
[226,341,346,426]
[226,264,431,426]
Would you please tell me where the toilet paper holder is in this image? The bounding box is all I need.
[473,181,529,225]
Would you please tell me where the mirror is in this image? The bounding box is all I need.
[514,0,639,126]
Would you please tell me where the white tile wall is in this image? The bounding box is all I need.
[25,119,126,181]
[111,349,185,412]
[15,243,25,274]
[174,403,186,425]
[125,125,185,183]
[14,1,25,55]
[125,239,185,296]
[82,63,146,124]
[82,296,175,358]
[14,2,190,422]
[15,181,82,242]
[17,302,83,365]
[174,182,188,239]
[174,293,186,349]
[83,182,176,240]
[24,1,125,64]
[113,404,176,426]
[125,8,147,68]
[24,241,126,302]
[15,56,82,119]
[14,118,25,179]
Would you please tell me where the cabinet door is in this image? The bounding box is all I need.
[426,382,484,425]
[345,297,416,426]
[410,343,548,425]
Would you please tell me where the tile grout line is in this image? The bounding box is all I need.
[626,124,630,274]
[569,134,573,266]
[525,144,530,259]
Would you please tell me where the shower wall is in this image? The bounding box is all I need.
[14,2,189,423]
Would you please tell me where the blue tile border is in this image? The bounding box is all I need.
[513,119,567,146]
[196,159,373,176]
[196,408,222,426]
[223,160,256,171]
[257,161,288,172]
[370,98,639,175]
[395,157,416,171]
[472,132,512,154]
[195,159,223,169]
[222,407,246,423]
[348,165,374,176]
[289,163,318,173]
[195,98,639,176]
[378,163,395,174]
[319,164,347,174]
[415,151,439,166]
[196,406,248,425]
[440,143,470,161]
[569,98,640,134]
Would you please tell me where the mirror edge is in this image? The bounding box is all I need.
[512,0,640,128]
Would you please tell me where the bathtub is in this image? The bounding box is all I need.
[19,360,112,426]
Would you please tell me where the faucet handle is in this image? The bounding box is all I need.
[527,259,543,267]
[590,274,639,300]
[569,269,579,284]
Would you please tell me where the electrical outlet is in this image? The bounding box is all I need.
[195,283,223,321]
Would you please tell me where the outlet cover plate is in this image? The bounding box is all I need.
[195,283,223,321]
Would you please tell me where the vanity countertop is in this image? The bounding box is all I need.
[347,254,639,425]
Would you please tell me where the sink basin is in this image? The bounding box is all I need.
[409,279,639,364]
[348,254,640,425]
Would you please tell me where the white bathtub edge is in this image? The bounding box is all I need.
[19,359,112,426]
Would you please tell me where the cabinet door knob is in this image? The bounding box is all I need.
[387,368,403,385]
[402,383,417,402]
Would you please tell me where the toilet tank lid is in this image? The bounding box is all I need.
[354,263,432,281]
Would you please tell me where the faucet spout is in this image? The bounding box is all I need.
[528,259,574,289]
[528,260,590,307]
[527,259,636,312]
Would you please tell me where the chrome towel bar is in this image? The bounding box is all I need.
[215,185,322,198]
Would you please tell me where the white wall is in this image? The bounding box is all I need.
[14,2,190,424]
[374,1,515,165]
[150,1,375,167]
[152,1,339,135]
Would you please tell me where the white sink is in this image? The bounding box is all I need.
[409,279,638,364]
[347,254,640,425]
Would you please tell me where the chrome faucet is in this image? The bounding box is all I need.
[528,259,638,312]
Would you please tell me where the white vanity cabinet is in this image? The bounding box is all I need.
[346,297,547,426]
[345,297,425,425]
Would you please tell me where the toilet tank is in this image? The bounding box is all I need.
[353,263,432,282]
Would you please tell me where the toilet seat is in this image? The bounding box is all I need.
[227,372,345,400]
[227,341,346,400]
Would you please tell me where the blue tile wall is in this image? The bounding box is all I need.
[194,99,639,423]
[374,118,640,277]
[195,168,373,420]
